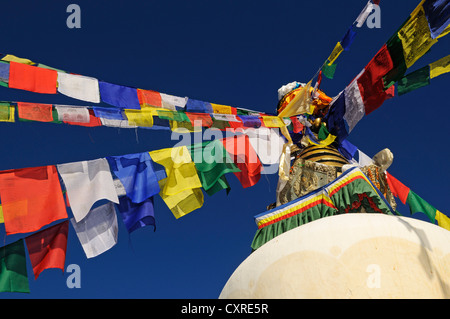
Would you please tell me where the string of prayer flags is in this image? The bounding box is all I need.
[24,221,69,280]
[397,65,431,95]
[188,139,240,196]
[149,146,204,219]
[56,72,101,104]
[70,202,118,258]
[98,81,140,109]
[0,165,68,235]
[221,134,262,188]
[57,158,119,223]
[422,0,450,39]
[8,61,57,94]
[0,240,29,293]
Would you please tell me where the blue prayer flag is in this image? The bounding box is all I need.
[116,196,156,233]
[185,98,213,113]
[99,81,141,109]
[423,0,450,39]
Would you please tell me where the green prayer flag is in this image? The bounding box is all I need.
[0,240,30,293]
[188,139,240,196]
[406,190,437,222]
[322,61,337,79]
[318,124,330,141]
[384,32,408,88]
[397,65,430,96]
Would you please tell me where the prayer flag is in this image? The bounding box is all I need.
[436,210,450,231]
[188,140,240,196]
[1,54,34,65]
[398,5,438,69]
[355,1,375,27]
[186,112,213,127]
[221,134,262,188]
[116,196,156,233]
[406,189,437,222]
[185,99,213,113]
[244,127,285,165]
[137,89,162,108]
[149,147,204,219]
[70,202,118,258]
[341,25,357,51]
[9,62,57,94]
[0,240,29,293]
[261,115,286,128]
[99,81,141,109]
[0,165,68,235]
[57,72,100,103]
[106,152,162,204]
[93,107,124,120]
[17,102,54,122]
[25,221,69,280]
[423,0,450,39]
[327,42,344,65]
[397,65,430,95]
[57,158,119,223]
[277,80,313,118]
[385,172,410,204]
[124,108,154,127]
[430,54,450,78]
[344,74,365,132]
[63,109,102,127]
[55,105,90,123]
[0,103,15,122]
[0,61,9,86]
[324,92,348,142]
[237,115,261,128]
[322,61,337,79]
[211,103,233,114]
[160,93,187,110]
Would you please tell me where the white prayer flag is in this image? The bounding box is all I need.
[70,202,118,259]
[57,72,101,103]
[55,105,90,123]
[57,158,119,222]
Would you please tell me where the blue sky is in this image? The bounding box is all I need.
[0,0,448,299]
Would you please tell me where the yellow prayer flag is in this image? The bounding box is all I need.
[124,108,155,127]
[398,6,438,69]
[436,210,450,231]
[262,115,286,128]
[277,80,313,118]
[430,55,450,79]
[0,105,15,122]
[327,42,344,65]
[0,205,3,223]
[307,133,337,147]
[211,103,232,114]
[149,147,204,219]
[1,54,34,65]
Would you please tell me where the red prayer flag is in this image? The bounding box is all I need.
[186,112,213,127]
[357,45,395,114]
[0,165,68,235]
[17,102,54,122]
[221,134,262,188]
[64,109,102,127]
[137,89,162,107]
[386,172,410,204]
[9,61,57,94]
[25,220,69,280]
